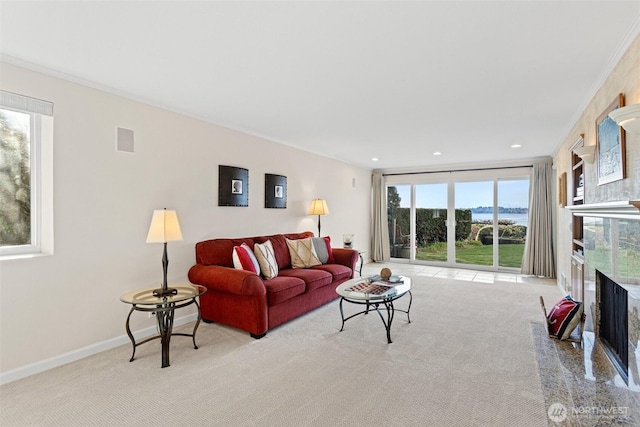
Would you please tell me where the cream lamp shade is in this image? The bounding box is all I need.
[146,208,183,297]
[308,199,329,216]
[146,209,183,243]
[308,199,329,236]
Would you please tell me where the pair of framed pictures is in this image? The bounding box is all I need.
[218,165,286,208]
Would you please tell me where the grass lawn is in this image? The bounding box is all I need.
[585,247,640,278]
[416,243,525,268]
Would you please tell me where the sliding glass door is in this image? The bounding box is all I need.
[455,181,494,267]
[415,183,448,262]
[388,185,411,260]
[497,180,529,268]
[387,173,529,271]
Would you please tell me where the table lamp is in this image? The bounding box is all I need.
[308,199,329,236]
[146,208,183,297]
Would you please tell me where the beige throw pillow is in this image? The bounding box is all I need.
[286,237,321,269]
[254,240,278,280]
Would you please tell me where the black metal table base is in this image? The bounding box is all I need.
[125,298,202,368]
[339,291,412,343]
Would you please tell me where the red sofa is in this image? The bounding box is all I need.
[188,231,358,338]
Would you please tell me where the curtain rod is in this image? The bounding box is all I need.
[383,164,533,177]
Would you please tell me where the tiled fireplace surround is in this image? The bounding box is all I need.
[569,201,640,389]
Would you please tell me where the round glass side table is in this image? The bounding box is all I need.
[120,284,206,368]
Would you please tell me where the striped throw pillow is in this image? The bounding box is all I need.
[232,243,261,275]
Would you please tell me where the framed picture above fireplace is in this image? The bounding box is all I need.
[596,93,626,185]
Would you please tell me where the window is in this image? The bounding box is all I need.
[0,90,53,256]
[387,168,530,271]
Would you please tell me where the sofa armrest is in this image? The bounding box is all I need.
[188,264,266,297]
[331,248,359,273]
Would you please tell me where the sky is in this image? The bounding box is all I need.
[394,180,529,209]
[2,108,30,136]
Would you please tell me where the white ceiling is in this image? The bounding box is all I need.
[1,1,639,170]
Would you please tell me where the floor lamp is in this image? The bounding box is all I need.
[308,199,329,236]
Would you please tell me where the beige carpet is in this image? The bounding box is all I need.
[0,274,561,426]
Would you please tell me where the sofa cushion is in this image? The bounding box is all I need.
[263,276,305,306]
[286,237,321,268]
[311,263,352,282]
[232,243,261,275]
[254,240,279,280]
[195,238,255,267]
[283,231,316,241]
[278,268,332,292]
[254,234,290,270]
[312,236,335,264]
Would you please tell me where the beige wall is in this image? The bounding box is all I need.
[0,63,372,379]
[554,34,640,291]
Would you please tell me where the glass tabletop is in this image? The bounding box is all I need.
[336,275,411,301]
[120,284,206,305]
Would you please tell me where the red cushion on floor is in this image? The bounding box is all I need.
[547,295,583,340]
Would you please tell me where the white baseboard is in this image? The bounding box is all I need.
[0,313,198,385]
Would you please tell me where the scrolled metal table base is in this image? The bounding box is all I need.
[124,298,202,368]
[339,291,412,343]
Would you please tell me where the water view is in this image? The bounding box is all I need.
[388,179,530,268]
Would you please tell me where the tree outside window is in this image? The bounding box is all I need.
[0,109,31,246]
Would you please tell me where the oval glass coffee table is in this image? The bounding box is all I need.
[336,275,412,343]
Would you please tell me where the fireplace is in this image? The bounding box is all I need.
[597,270,629,383]
[567,200,640,388]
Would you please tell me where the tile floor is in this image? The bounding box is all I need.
[362,261,640,426]
[360,261,555,286]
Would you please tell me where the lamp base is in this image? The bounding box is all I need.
[153,287,178,297]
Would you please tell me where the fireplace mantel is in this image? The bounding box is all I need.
[565,200,640,220]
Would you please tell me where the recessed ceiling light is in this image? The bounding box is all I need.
[511,144,522,148]
[433,151,442,156]
[371,157,379,161]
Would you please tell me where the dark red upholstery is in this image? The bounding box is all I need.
[278,268,332,292]
[195,238,255,266]
[263,276,305,306]
[188,232,358,338]
[311,263,352,282]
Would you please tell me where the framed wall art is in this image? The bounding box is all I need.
[265,174,287,208]
[219,165,249,207]
[596,93,626,185]
[558,172,567,207]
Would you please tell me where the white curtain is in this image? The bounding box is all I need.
[371,172,390,261]
[522,160,556,278]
